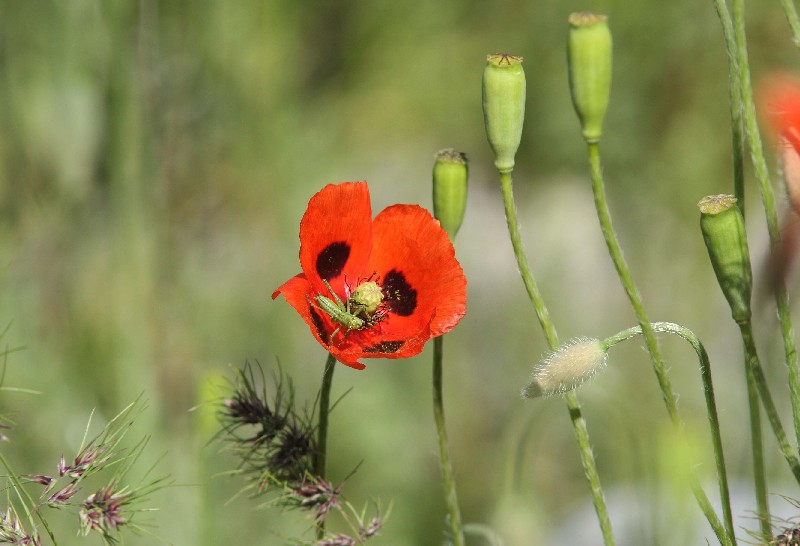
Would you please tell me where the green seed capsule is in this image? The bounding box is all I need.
[567,12,612,143]
[432,148,468,239]
[698,195,753,324]
[482,53,526,173]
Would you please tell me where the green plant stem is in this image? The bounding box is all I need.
[0,450,57,545]
[779,0,800,48]
[586,142,736,544]
[604,322,735,546]
[739,322,800,484]
[738,322,770,537]
[730,0,800,449]
[586,142,674,417]
[315,353,337,539]
[710,0,746,207]
[433,336,465,546]
[499,170,615,546]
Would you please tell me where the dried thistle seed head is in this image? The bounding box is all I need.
[522,338,608,398]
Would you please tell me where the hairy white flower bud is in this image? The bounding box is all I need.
[522,338,608,398]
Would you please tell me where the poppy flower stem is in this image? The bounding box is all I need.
[709,0,746,208]
[725,0,800,453]
[585,141,736,544]
[604,322,735,546]
[432,335,465,546]
[739,320,800,485]
[779,0,800,49]
[498,170,616,546]
[315,352,337,537]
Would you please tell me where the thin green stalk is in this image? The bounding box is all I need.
[586,143,736,543]
[731,0,800,448]
[499,170,615,546]
[315,353,337,538]
[586,142,675,418]
[316,353,337,477]
[739,323,800,483]
[779,0,800,48]
[433,336,465,546]
[0,450,57,545]
[605,322,735,546]
[738,323,770,536]
[710,0,747,207]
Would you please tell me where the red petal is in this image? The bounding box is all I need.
[299,182,372,302]
[274,273,368,371]
[763,75,800,154]
[367,205,466,337]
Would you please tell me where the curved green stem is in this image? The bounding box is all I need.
[587,144,735,543]
[779,0,800,49]
[316,353,337,478]
[433,336,465,546]
[709,0,746,207]
[737,322,770,537]
[604,322,735,546]
[739,322,800,484]
[499,170,615,546]
[315,353,337,538]
[729,0,800,448]
[498,172,558,346]
[587,142,676,418]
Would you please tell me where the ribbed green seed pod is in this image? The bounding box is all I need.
[698,195,753,324]
[432,148,468,240]
[567,12,612,143]
[482,53,526,173]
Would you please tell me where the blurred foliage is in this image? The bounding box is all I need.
[0,0,798,544]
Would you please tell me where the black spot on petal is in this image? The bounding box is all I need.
[383,269,417,316]
[363,341,404,353]
[316,242,350,280]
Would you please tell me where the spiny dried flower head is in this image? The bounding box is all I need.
[522,337,608,398]
[79,483,130,536]
[221,364,291,445]
[219,363,318,494]
[290,476,341,522]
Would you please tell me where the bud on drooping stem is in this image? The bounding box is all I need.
[482,54,526,173]
[522,338,608,398]
[698,195,753,324]
[432,149,468,239]
[567,12,612,143]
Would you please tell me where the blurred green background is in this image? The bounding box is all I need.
[1,0,799,544]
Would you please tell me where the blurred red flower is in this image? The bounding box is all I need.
[273,182,467,370]
[764,75,800,155]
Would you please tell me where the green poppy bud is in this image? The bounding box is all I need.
[482,53,526,173]
[567,13,612,143]
[432,148,468,239]
[698,195,753,324]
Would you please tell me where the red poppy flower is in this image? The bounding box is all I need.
[764,76,800,153]
[272,181,467,370]
[763,76,800,213]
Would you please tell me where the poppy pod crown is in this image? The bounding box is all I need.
[273,182,467,370]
